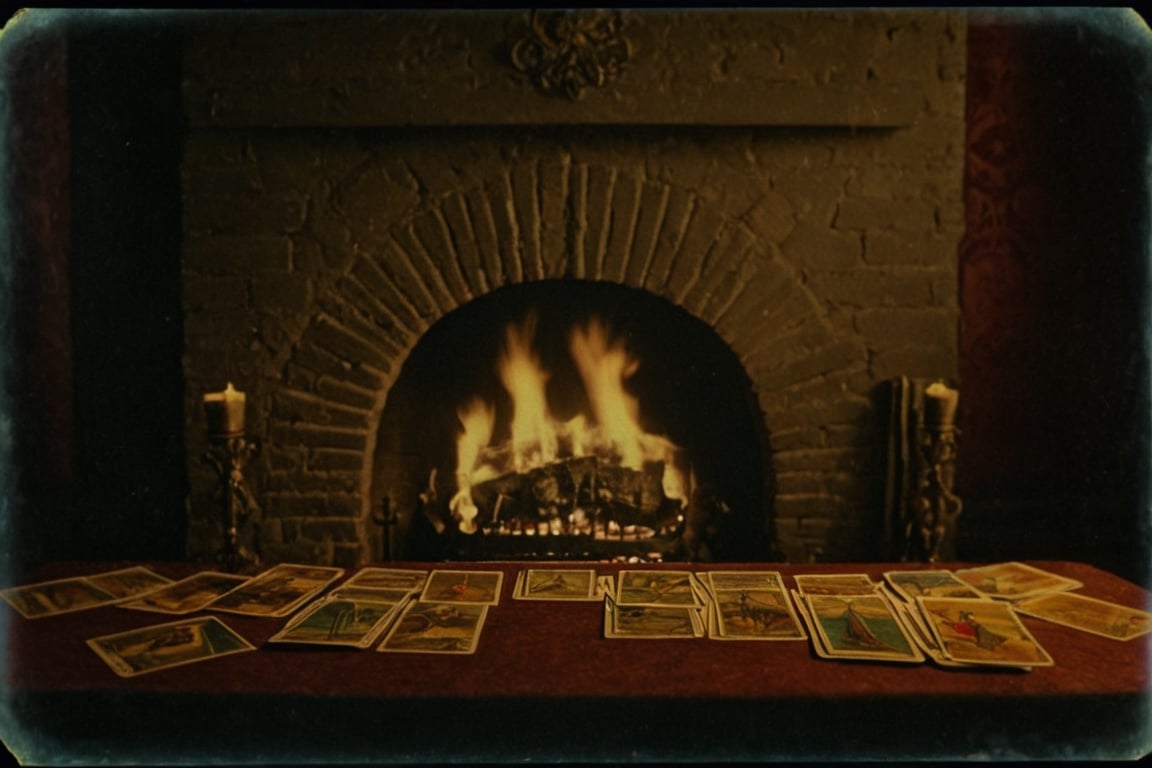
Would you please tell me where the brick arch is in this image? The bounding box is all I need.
[266,160,863,565]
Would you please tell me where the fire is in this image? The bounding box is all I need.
[450,397,495,534]
[455,397,495,483]
[452,313,689,536]
[497,314,557,471]
[568,318,644,468]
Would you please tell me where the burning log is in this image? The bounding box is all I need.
[467,454,683,540]
[446,313,697,551]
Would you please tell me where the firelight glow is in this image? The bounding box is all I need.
[497,314,558,472]
[569,318,644,469]
[451,314,689,533]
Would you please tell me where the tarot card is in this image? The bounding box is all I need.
[210,564,344,617]
[268,596,406,648]
[794,573,879,596]
[883,569,983,602]
[689,574,716,635]
[378,601,488,654]
[952,561,1082,601]
[2,567,180,618]
[603,595,704,639]
[1,576,120,618]
[885,590,973,668]
[791,590,836,659]
[328,586,415,603]
[704,597,719,637]
[87,616,255,677]
[704,572,805,641]
[343,567,428,592]
[119,572,250,614]
[420,570,504,605]
[804,593,925,663]
[1013,591,1152,641]
[615,570,700,607]
[514,569,597,600]
[712,588,807,640]
[706,571,787,593]
[917,596,1054,667]
[690,573,714,607]
[83,567,174,600]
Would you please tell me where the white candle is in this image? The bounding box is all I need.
[923,382,959,428]
[203,382,246,437]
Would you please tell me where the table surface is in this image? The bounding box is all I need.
[3,559,1149,701]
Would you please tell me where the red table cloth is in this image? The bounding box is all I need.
[2,560,1149,763]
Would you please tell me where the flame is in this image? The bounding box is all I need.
[562,414,588,457]
[452,313,690,531]
[568,317,644,468]
[451,397,496,533]
[497,313,557,471]
[455,397,495,486]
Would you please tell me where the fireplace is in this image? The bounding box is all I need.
[372,279,770,562]
[180,10,966,568]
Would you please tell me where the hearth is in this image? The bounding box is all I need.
[372,280,769,562]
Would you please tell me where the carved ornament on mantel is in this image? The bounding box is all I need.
[509,10,631,100]
[183,10,938,128]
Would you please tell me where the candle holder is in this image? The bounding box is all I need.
[202,435,262,574]
[904,384,963,563]
[373,495,400,562]
[202,383,261,573]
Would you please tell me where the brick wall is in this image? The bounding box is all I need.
[181,10,966,567]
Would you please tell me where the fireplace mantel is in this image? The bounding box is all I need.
[182,10,937,129]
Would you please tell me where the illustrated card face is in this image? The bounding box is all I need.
[603,597,704,639]
[952,562,1082,600]
[420,570,504,605]
[328,586,415,603]
[119,572,250,614]
[804,593,924,662]
[514,569,597,600]
[917,596,1054,667]
[704,572,805,641]
[1013,591,1152,641]
[712,589,806,640]
[794,573,879,596]
[87,616,255,677]
[883,570,983,602]
[268,597,404,648]
[343,568,428,592]
[83,567,174,600]
[2,576,119,618]
[616,570,699,606]
[883,590,974,668]
[706,571,787,593]
[209,564,345,617]
[790,590,825,653]
[378,601,488,654]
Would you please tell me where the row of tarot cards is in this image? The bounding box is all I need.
[601,562,1152,670]
[1,565,518,676]
[4,561,1151,676]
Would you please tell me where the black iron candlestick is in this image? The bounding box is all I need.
[203,435,261,573]
[904,383,963,563]
[202,383,261,573]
